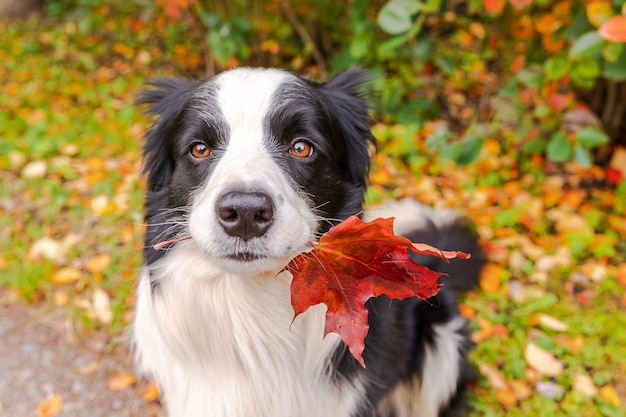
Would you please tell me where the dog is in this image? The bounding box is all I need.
[132,67,485,417]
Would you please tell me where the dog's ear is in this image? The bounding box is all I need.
[319,70,377,187]
[136,78,199,191]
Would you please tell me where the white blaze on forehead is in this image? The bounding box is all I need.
[215,68,294,150]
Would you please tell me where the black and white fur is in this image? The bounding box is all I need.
[132,68,485,417]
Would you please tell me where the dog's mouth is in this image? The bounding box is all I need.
[226,251,264,262]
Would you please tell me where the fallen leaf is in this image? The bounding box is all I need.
[52,290,70,306]
[600,385,622,406]
[573,373,598,397]
[479,263,506,294]
[288,216,468,367]
[496,386,518,407]
[37,394,63,417]
[93,287,113,324]
[108,372,137,391]
[28,237,63,261]
[479,362,507,389]
[536,313,569,332]
[524,342,564,377]
[86,253,111,274]
[509,379,532,400]
[143,380,160,402]
[459,303,476,319]
[555,334,585,355]
[50,267,83,285]
[21,160,47,178]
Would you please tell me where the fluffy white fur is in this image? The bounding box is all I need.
[134,246,364,417]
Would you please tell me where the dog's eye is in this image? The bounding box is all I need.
[191,143,211,159]
[289,140,313,159]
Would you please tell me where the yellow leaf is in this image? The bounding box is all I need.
[37,394,63,417]
[86,253,111,274]
[50,267,83,285]
[600,385,622,406]
[524,342,564,377]
[586,0,613,27]
[108,372,137,391]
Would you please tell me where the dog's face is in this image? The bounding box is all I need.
[139,68,375,275]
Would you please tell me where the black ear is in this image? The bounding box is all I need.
[319,70,377,187]
[136,78,200,191]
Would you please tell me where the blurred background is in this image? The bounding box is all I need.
[0,0,625,416]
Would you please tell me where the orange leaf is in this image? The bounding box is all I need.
[483,0,506,14]
[479,263,506,294]
[37,394,63,417]
[86,253,111,274]
[143,381,160,402]
[108,372,137,391]
[497,386,518,407]
[598,15,626,42]
[512,15,534,39]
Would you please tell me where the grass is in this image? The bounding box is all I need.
[0,5,625,415]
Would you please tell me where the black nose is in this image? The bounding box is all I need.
[216,191,275,241]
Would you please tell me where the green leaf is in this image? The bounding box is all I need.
[455,136,485,166]
[547,131,573,162]
[576,126,609,147]
[603,42,625,63]
[603,49,626,81]
[573,144,593,168]
[439,140,462,162]
[571,59,601,87]
[517,68,543,88]
[544,56,571,80]
[378,0,422,35]
[569,31,605,59]
[522,138,547,154]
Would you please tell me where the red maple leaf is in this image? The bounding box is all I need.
[287,216,471,367]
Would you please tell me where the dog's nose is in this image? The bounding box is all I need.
[216,191,275,241]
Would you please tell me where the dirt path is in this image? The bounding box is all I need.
[0,291,162,417]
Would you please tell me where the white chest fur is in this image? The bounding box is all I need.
[133,243,362,417]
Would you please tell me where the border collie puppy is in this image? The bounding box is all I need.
[132,67,485,417]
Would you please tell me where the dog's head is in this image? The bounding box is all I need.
[138,68,375,275]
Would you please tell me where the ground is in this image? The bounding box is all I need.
[0,290,162,417]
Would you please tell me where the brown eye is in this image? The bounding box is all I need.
[191,143,211,159]
[289,140,313,158]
